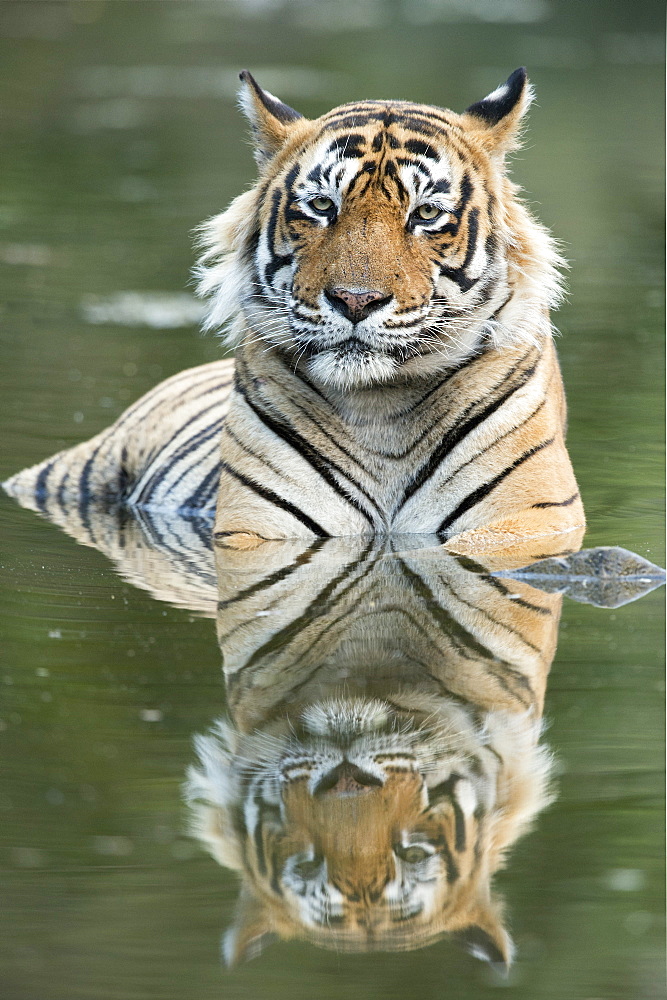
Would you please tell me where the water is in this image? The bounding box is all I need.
[0,2,663,999]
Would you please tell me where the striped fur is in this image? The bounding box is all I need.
[187,536,559,966]
[5,360,232,519]
[4,69,585,558]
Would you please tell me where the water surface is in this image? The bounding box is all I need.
[1,2,663,999]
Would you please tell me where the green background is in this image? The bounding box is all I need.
[0,2,663,998]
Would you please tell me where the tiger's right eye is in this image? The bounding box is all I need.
[293,857,322,878]
[310,196,334,214]
[415,203,442,221]
[394,844,431,863]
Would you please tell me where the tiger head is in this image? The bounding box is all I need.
[197,69,563,390]
[186,693,552,968]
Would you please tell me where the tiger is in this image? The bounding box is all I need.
[4,68,585,561]
[186,535,560,968]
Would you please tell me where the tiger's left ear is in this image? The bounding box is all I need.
[453,893,515,973]
[238,70,305,167]
[222,887,277,967]
[462,68,533,159]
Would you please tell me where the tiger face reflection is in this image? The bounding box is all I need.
[186,537,559,967]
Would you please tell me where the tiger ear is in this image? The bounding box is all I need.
[238,70,304,166]
[222,887,277,967]
[462,67,533,159]
[453,896,514,974]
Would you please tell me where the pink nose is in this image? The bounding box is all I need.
[325,287,392,324]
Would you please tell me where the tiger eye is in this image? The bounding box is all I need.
[294,857,322,878]
[396,844,430,863]
[416,203,441,221]
[310,196,334,214]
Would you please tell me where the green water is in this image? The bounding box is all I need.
[0,2,664,999]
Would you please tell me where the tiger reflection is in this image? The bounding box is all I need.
[186,536,560,967]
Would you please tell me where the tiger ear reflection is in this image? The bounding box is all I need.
[185,536,561,965]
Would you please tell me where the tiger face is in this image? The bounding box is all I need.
[187,695,551,967]
[198,69,562,390]
[269,698,492,939]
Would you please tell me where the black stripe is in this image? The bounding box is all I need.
[429,774,467,851]
[217,539,327,610]
[158,434,221,498]
[219,461,330,537]
[439,206,480,292]
[264,189,293,284]
[34,460,55,512]
[354,355,494,462]
[532,492,579,509]
[284,205,313,226]
[56,470,70,516]
[403,357,479,414]
[436,437,556,536]
[190,514,215,549]
[283,163,300,192]
[179,462,221,515]
[454,796,468,853]
[403,138,439,160]
[396,557,518,670]
[239,540,378,672]
[438,573,545,658]
[223,420,294,485]
[78,443,105,540]
[322,108,446,136]
[481,572,552,616]
[434,395,547,492]
[398,352,539,509]
[527,548,579,560]
[460,206,479,270]
[327,134,366,157]
[396,157,432,180]
[117,446,131,500]
[306,163,322,184]
[109,370,231,439]
[130,507,216,577]
[241,227,260,264]
[457,173,473,215]
[392,107,454,126]
[235,369,378,525]
[252,792,267,875]
[132,413,224,506]
[439,835,459,883]
[276,389,379,483]
[322,113,381,131]
[393,117,440,136]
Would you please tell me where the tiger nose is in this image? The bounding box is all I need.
[313,761,383,797]
[325,287,392,324]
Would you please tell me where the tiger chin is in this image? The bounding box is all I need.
[185,693,552,969]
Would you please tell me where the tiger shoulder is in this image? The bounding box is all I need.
[4,68,585,560]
